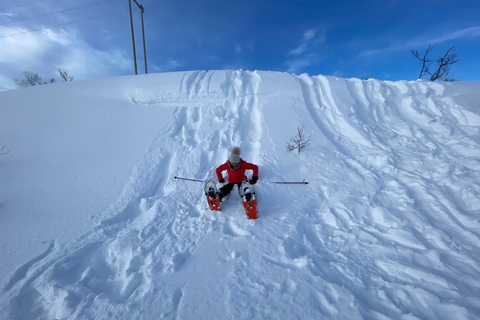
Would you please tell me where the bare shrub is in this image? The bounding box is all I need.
[286,125,312,154]
[14,71,55,88]
[14,69,75,88]
[58,68,74,82]
[411,45,459,81]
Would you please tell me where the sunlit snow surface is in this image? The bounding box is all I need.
[1,71,479,319]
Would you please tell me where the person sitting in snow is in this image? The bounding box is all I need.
[216,147,258,202]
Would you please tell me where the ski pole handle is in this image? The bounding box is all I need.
[174,176,206,182]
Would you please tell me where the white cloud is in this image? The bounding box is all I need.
[0,26,131,90]
[151,58,183,73]
[285,54,319,74]
[332,70,344,77]
[234,43,242,54]
[361,26,480,56]
[304,29,316,41]
[166,59,182,69]
[288,29,316,56]
[285,29,325,74]
[429,26,480,44]
[233,42,254,55]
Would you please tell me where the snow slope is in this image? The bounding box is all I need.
[1,70,479,319]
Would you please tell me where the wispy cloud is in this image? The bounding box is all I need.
[234,42,254,55]
[234,43,242,54]
[288,29,316,56]
[285,29,324,74]
[162,59,183,71]
[332,70,344,77]
[0,26,131,90]
[362,26,480,56]
[285,57,314,74]
[429,26,480,44]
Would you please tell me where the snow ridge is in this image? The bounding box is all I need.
[1,71,479,319]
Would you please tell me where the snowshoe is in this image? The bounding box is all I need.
[239,181,258,219]
[204,180,221,211]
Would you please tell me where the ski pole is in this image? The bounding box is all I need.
[174,176,206,183]
[266,180,309,185]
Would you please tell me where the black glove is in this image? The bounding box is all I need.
[250,176,258,185]
[219,179,225,183]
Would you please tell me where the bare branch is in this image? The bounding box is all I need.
[58,68,74,82]
[411,44,435,79]
[429,46,459,81]
[14,71,56,88]
[411,45,459,81]
[15,71,41,87]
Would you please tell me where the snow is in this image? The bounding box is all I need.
[0,70,479,319]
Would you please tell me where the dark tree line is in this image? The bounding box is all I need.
[14,69,74,88]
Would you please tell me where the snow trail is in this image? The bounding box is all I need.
[1,71,479,319]
[294,75,480,318]
[1,70,269,319]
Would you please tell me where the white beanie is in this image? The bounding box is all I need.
[229,146,241,164]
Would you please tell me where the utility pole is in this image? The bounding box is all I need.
[133,0,147,74]
[128,0,137,75]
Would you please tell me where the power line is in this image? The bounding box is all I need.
[247,0,480,8]
[299,12,480,22]
[147,4,480,22]
[0,0,48,11]
[1,0,114,26]
[0,10,128,39]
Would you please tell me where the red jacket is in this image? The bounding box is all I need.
[216,159,258,183]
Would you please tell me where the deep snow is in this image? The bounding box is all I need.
[0,70,480,320]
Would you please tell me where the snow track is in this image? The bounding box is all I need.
[1,71,479,319]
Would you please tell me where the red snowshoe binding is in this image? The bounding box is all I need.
[239,182,258,219]
[204,180,221,211]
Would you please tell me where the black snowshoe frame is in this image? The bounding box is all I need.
[239,181,256,202]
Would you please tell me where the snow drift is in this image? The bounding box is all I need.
[0,70,479,319]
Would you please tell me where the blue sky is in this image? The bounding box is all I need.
[0,0,479,90]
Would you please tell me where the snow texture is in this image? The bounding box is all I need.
[0,70,479,319]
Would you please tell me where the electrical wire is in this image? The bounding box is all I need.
[0,10,128,39]
[147,4,480,22]
[1,0,114,26]
[0,0,48,11]
[246,0,480,8]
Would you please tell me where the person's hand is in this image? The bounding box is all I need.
[219,179,225,183]
[250,176,258,185]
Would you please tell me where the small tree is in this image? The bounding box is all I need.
[14,71,55,88]
[286,125,312,154]
[58,68,74,82]
[411,45,459,81]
